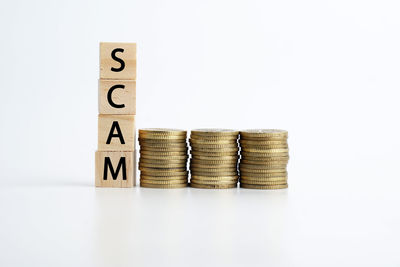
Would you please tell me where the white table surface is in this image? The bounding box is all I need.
[0,159,399,267]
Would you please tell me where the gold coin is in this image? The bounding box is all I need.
[140,178,188,185]
[240,167,286,177]
[240,144,288,150]
[190,159,238,165]
[190,138,237,144]
[239,165,287,171]
[241,151,290,160]
[190,165,237,171]
[241,148,289,153]
[241,170,288,176]
[191,155,238,161]
[241,154,289,160]
[190,182,237,189]
[190,170,238,176]
[240,175,287,181]
[190,141,237,146]
[190,147,239,153]
[140,175,188,181]
[239,168,287,174]
[240,153,289,160]
[240,172,287,178]
[139,137,187,143]
[190,179,238,185]
[140,154,188,160]
[240,158,289,164]
[190,135,238,142]
[240,167,286,173]
[240,129,288,138]
[190,164,237,170]
[140,169,188,176]
[191,129,239,137]
[139,142,187,148]
[138,135,187,140]
[140,182,188,189]
[240,161,288,167]
[240,180,287,185]
[139,165,186,171]
[191,175,239,181]
[190,143,238,149]
[190,150,238,156]
[240,137,287,143]
[240,177,287,183]
[139,158,188,164]
[138,138,187,143]
[241,137,287,142]
[240,140,288,145]
[239,168,287,173]
[240,159,288,165]
[139,162,186,169]
[190,164,237,169]
[139,128,186,135]
[140,146,188,152]
[140,150,188,156]
[240,183,288,189]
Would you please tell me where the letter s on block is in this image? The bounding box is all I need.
[111,48,125,72]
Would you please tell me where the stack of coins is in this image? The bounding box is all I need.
[239,129,289,189]
[138,128,188,188]
[189,129,240,189]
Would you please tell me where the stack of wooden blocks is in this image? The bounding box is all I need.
[95,42,137,187]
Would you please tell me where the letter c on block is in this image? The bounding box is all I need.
[107,84,125,108]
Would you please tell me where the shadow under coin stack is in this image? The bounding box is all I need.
[239,129,289,189]
[189,129,240,189]
[138,129,188,188]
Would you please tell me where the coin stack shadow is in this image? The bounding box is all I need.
[239,129,289,189]
[138,129,188,188]
[189,129,240,189]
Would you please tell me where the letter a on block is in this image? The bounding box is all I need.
[100,42,136,80]
[95,151,135,187]
[98,114,135,151]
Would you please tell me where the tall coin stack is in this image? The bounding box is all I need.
[138,129,188,188]
[189,129,240,189]
[239,129,289,189]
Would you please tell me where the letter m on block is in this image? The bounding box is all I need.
[95,151,134,187]
[103,157,127,180]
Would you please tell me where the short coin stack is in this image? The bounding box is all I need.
[189,129,240,189]
[138,128,188,188]
[239,129,289,189]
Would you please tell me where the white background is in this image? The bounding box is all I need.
[0,0,399,266]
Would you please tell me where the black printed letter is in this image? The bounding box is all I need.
[107,84,125,108]
[111,48,125,72]
[106,121,125,144]
[103,157,126,180]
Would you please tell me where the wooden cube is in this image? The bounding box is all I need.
[100,42,136,80]
[95,151,136,187]
[98,115,135,151]
[99,79,136,114]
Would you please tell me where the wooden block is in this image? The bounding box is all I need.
[95,151,136,187]
[98,115,135,151]
[99,79,136,114]
[100,42,136,80]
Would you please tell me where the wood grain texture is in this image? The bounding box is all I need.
[98,79,136,114]
[95,150,136,187]
[98,115,135,151]
[100,42,136,80]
